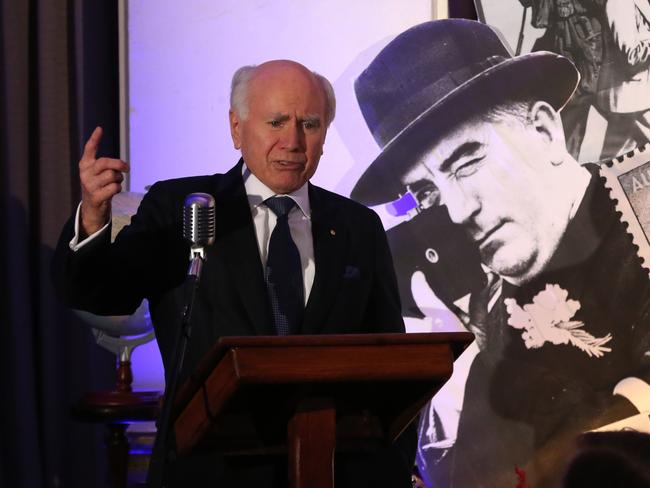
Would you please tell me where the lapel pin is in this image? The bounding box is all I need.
[330,229,336,236]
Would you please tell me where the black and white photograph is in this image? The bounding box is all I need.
[351,18,650,487]
[476,0,650,163]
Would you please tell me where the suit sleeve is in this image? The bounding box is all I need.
[51,181,187,316]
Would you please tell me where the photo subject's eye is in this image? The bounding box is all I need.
[452,157,484,179]
[409,181,441,210]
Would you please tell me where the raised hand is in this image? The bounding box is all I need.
[79,127,129,237]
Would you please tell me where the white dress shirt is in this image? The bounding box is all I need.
[69,163,315,305]
[242,166,315,305]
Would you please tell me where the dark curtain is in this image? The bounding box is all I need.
[1,1,120,486]
[449,0,478,20]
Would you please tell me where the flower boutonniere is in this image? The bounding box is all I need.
[504,284,612,358]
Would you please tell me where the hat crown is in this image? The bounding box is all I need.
[355,19,511,149]
[350,19,579,207]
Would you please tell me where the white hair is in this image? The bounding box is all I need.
[229,64,336,126]
[230,66,256,120]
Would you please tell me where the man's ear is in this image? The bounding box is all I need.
[229,110,242,150]
[530,101,566,163]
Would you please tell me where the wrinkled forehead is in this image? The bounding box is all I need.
[403,106,536,186]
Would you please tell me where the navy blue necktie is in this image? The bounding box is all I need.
[264,196,304,335]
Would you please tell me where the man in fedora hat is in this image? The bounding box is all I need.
[351,19,650,488]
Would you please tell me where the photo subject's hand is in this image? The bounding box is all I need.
[79,127,129,237]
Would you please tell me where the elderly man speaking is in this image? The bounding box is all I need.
[352,19,650,488]
[53,60,412,488]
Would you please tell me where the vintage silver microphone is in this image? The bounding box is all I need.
[148,192,215,488]
[182,192,215,277]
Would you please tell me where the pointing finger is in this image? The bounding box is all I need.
[82,126,104,162]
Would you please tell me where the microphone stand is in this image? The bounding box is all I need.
[146,249,205,488]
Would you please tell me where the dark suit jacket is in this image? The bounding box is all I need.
[424,166,650,488]
[53,160,412,487]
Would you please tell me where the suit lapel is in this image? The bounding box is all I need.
[302,185,347,334]
[207,160,275,336]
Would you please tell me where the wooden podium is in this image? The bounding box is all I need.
[172,332,472,488]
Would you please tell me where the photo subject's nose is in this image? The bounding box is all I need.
[442,185,480,226]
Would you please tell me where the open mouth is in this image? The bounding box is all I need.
[274,160,305,169]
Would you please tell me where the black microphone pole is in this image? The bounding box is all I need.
[147,193,215,488]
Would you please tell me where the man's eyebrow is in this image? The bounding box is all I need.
[267,113,321,125]
[268,113,290,121]
[438,141,483,173]
[301,114,322,123]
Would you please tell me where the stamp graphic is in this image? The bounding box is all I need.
[601,145,650,270]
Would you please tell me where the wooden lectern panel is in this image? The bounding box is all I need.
[173,332,472,458]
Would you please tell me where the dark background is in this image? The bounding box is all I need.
[1,2,119,486]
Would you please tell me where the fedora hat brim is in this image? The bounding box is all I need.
[350,51,579,206]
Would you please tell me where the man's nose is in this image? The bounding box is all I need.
[441,183,480,225]
[281,123,305,151]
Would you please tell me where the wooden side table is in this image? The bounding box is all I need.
[72,359,161,488]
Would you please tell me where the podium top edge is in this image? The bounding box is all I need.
[173,332,474,418]
[214,332,473,359]
[217,331,471,346]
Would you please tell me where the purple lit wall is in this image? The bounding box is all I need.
[126,1,441,390]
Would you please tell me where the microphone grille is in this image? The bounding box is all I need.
[183,193,215,247]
